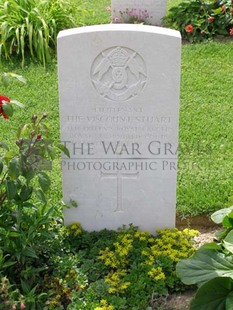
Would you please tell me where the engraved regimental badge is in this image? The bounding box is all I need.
[91,46,147,102]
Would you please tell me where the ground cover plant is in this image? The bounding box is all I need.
[0,0,233,308]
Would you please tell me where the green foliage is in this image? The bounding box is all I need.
[0,112,69,307]
[177,206,233,309]
[0,274,26,309]
[165,0,233,42]
[64,224,198,310]
[190,277,233,310]
[0,0,88,66]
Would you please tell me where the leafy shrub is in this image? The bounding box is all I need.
[0,0,87,66]
[0,110,69,307]
[165,0,233,42]
[0,71,73,307]
[177,205,233,309]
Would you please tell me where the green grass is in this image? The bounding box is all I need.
[1,0,233,218]
[177,41,233,216]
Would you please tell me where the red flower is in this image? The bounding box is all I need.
[36,134,42,140]
[0,95,10,119]
[208,16,215,22]
[229,28,233,36]
[185,24,194,33]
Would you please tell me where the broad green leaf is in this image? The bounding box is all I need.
[226,291,233,309]
[224,230,233,254]
[2,102,13,117]
[20,185,33,202]
[176,248,233,286]
[215,229,232,242]
[211,206,233,224]
[8,158,20,180]
[201,242,222,251]
[46,145,56,160]
[57,143,70,158]
[38,172,51,192]
[34,189,47,205]
[223,214,233,228]
[190,277,233,310]
[6,179,16,199]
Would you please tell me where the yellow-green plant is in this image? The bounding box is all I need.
[96,225,198,309]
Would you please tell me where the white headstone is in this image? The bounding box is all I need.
[58,24,181,233]
[111,0,167,26]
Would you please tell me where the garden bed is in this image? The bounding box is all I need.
[162,224,220,309]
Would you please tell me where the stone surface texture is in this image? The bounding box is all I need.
[58,24,181,232]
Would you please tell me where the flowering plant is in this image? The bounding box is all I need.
[68,224,198,309]
[0,73,72,307]
[165,0,233,42]
[107,7,152,24]
[118,8,152,24]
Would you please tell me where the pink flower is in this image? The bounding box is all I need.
[229,28,233,36]
[114,17,120,22]
[20,303,26,310]
[106,6,111,12]
[208,16,214,22]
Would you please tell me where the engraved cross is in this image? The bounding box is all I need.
[101,171,139,212]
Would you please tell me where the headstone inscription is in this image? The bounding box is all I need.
[111,0,167,26]
[57,24,181,233]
